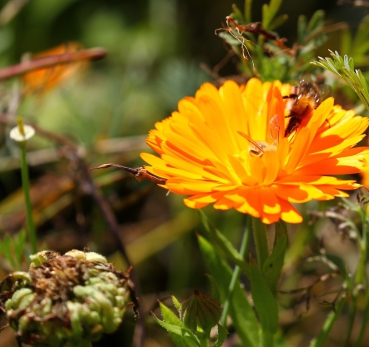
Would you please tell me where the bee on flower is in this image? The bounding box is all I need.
[141,78,369,224]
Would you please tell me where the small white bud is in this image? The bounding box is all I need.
[10,125,35,142]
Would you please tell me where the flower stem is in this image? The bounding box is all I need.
[252,217,269,268]
[308,294,346,347]
[352,205,369,347]
[220,217,251,327]
[19,141,37,254]
[354,285,369,347]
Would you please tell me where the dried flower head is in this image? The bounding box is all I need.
[0,250,137,347]
[141,78,369,224]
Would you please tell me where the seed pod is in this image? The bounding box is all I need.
[0,250,138,347]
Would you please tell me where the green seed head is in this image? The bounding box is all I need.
[0,250,137,347]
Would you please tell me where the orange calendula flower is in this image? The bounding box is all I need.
[23,42,86,95]
[141,78,369,224]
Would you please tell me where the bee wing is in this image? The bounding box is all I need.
[268,114,280,145]
[319,84,332,101]
[238,131,264,155]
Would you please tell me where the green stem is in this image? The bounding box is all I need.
[354,285,369,347]
[344,293,357,347]
[252,217,269,268]
[20,141,37,254]
[309,294,346,347]
[352,207,369,347]
[220,217,251,327]
[199,210,251,277]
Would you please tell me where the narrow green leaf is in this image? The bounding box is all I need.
[358,69,369,97]
[297,15,307,45]
[199,211,251,276]
[172,295,181,312]
[3,235,15,268]
[269,14,288,31]
[231,4,244,23]
[250,263,279,334]
[217,31,243,46]
[340,28,352,55]
[353,14,369,55]
[262,223,287,294]
[309,294,346,347]
[262,3,269,29]
[154,303,200,347]
[265,0,283,29]
[15,231,26,270]
[214,324,228,347]
[198,235,259,347]
[307,10,324,33]
[159,301,184,326]
[244,0,253,24]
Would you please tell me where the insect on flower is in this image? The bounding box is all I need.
[238,114,280,157]
[283,79,330,137]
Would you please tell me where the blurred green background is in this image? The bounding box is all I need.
[0,0,367,346]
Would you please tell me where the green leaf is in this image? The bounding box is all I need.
[231,4,244,23]
[214,324,228,347]
[245,0,253,24]
[249,262,279,334]
[153,303,200,347]
[262,4,269,29]
[204,274,221,302]
[297,15,307,45]
[265,0,283,29]
[172,295,181,312]
[160,301,184,326]
[308,294,346,347]
[199,210,251,276]
[217,31,243,46]
[307,10,324,34]
[198,235,259,347]
[312,51,369,112]
[262,222,287,294]
[3,234,15,269]
[340,28,352,55]
[14,231,26,270]
[269,14,288,31]
[353,14,369,56]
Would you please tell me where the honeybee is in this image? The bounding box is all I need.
[238,114,280,157]
[283,79,323,137]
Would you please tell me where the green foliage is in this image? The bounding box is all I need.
[261,223,287,295]
[198,235,259,347]
[0,231,27,270]
[340,14,369,66]
[249,260,278,335]
[312,50,369,112]
[261,0,283,30]
[153,288,226,347]
[152,303,200,347]
[218,1,332,82]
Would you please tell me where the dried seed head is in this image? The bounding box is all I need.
[0,250,137,346]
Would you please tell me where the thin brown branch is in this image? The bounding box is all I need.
[0,48,107,81]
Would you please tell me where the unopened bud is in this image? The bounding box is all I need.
[179,289,221,334]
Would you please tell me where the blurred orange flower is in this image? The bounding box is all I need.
[141,78,369,224]
[23,42,86,94]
